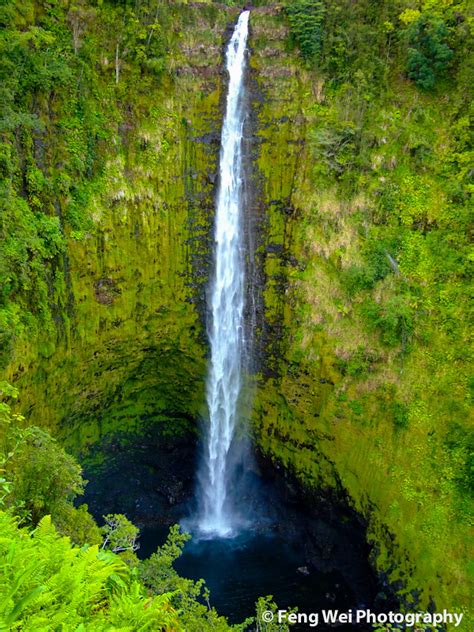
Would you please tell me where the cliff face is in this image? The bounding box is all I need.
[248,5,471,618]
[4,3,238,450]
[2,0,471,623]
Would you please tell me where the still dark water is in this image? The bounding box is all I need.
[140,527,370,630]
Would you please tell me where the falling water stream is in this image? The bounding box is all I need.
[197,10,250,537]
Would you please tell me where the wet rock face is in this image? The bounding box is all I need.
[254,455,382,607]
[82,422,198,531]
[94,278,121,305]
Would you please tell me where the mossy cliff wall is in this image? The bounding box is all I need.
[4,3,238,452]
[248,6,471,622]
[2,1,470,624]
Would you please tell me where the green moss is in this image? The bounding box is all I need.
[248,3,472,623]
[3,2,234,454]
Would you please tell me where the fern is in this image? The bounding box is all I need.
[0,511,180,630]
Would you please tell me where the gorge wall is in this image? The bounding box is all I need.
[3,3,234,451]
[1,0,471,625]
[248,5,471,619]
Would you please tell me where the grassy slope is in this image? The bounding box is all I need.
[250,1,472,620]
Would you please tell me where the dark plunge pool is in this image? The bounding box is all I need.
[81,427,392,629]
[140,527,371,629]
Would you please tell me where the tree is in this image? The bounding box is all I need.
[101,513,140,553]
[66,1,96,54]
[4,426,84,525]
[0,385,101,544]
[404,15,454,89]
[286,0,326,62]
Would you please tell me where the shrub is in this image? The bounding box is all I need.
[0,511,178,630]
[310,121,359,177]
[392,401,409,429]
[404,15,453,89]
[361,296,413,347]
[286,0,325,62]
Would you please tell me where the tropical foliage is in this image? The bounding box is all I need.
[0,511,178,631]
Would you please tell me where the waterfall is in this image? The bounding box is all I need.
[198,10,250,537]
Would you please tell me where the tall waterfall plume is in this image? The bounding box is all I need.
[198,10,250,537]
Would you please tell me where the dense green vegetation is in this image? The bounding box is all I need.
[0,0,472,628]
[252,0,472,621]
[0,0,172,365]
[0,512,179,630]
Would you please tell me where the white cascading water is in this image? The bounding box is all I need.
[198,10,250,537]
